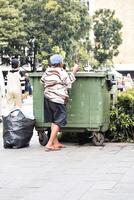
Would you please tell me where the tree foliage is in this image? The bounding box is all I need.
[0,0,26,58]
[92,9,123,67]
[21,0,90,65]
[0,0,91,67]
[0,3,123,69]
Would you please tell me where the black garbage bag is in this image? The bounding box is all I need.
[2,109,35,149]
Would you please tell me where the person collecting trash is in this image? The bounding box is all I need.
[40,54,79,151]
[6,58,22,111]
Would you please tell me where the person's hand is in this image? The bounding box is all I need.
[72,64,79,74]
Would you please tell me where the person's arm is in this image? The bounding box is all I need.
[62,64,79,88]
[72,64,79,75]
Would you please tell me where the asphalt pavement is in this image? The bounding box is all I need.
[0,97,134,200]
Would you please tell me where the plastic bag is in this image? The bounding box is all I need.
[2,109,35,149]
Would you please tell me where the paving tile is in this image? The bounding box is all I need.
[1,102,134,200]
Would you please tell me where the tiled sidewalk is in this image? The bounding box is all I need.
[0,98,134,200]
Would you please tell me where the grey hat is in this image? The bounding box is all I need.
[50,54,63,65]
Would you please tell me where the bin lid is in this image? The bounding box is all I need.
[29,71,107,78]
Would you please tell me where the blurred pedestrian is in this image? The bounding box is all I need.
[24,73,32,97]
[0,68,5,122]
[124,73,133,90]
[6,58,22,110]
[117,76,125,92]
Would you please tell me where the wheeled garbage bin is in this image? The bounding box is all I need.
[30,72,112,146]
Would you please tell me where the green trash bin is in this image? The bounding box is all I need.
[30,72,112,146]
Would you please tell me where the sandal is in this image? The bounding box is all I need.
[45,146,61,152]
[57,144,66,148]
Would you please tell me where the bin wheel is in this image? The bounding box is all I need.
[92,132,104,146]
[38,131,49,146]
